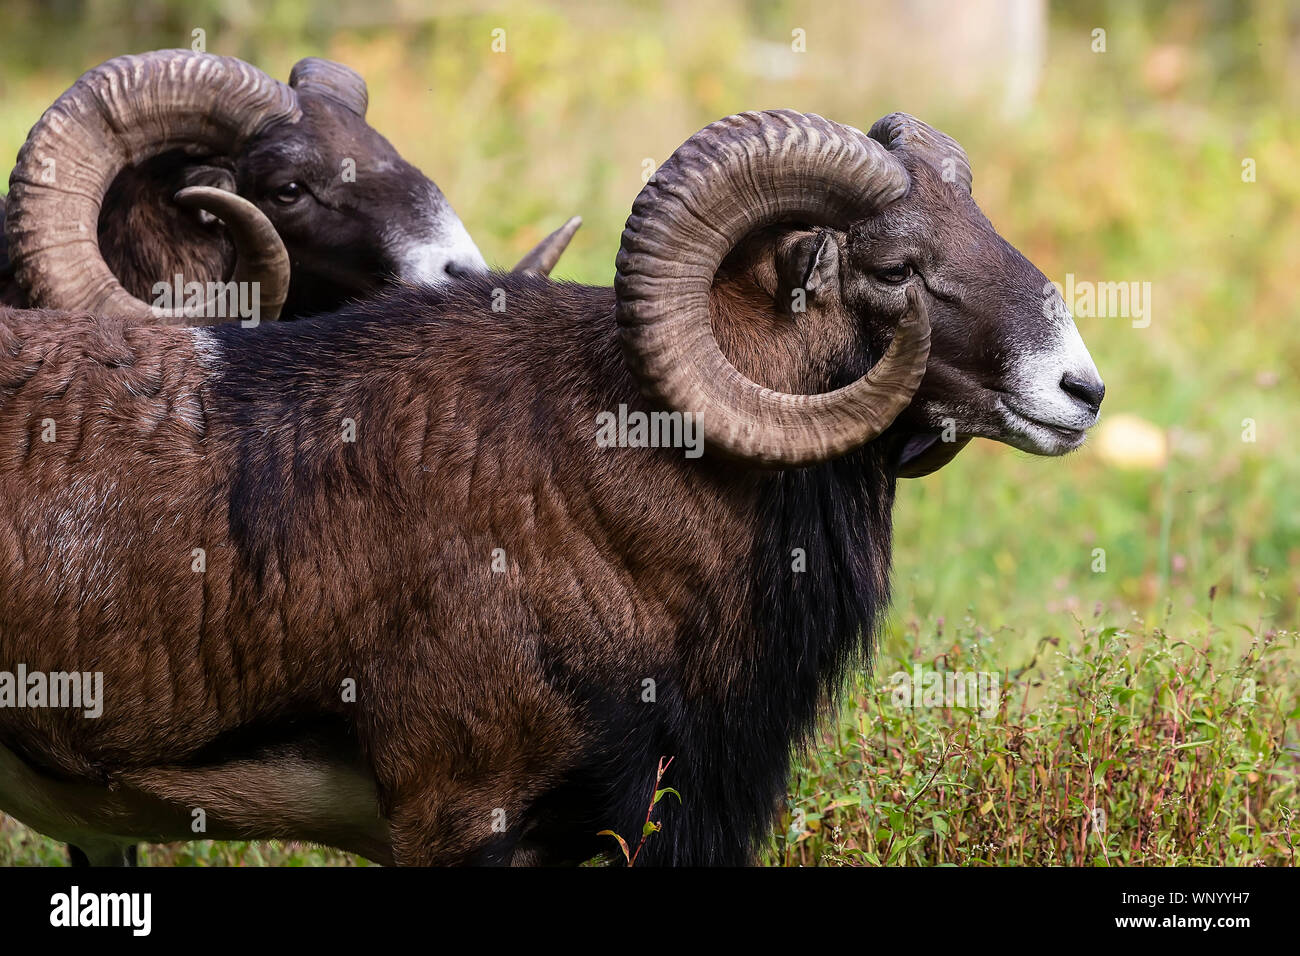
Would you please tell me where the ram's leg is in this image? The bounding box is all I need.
[364,617,587,866]
[387,784,529,866]
[67,841,138,866]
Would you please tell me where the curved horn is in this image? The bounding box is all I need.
[614,110,930,468]
[289,57,368,117]
[5,50,300,320]
[170,187,290,324]
[513,216,581,276]
[869,112,972,193]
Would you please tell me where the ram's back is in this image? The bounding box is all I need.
[0,281,748,812]
[0,310,350,775]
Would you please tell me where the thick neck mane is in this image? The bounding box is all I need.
[638,448,895,865]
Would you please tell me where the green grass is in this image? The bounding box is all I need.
[774,607,1298,866]
[0,0,1296,865]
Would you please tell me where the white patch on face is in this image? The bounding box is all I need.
[390,206,488,286]
[999,294,1104,454]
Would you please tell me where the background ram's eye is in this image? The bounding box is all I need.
[273,182,302,204]
[877,264,914,284]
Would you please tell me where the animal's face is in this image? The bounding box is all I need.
[839,154,1103,465]
[613,108,1101,470]
[238,94,487,303]
[7,51,497,323]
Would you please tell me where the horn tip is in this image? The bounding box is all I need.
[512,214,583,276]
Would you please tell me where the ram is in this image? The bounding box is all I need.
[0,110,1102,866]
[0,50,578,322]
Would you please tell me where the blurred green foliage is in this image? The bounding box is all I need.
[780,617,1299,866]
[0,0,1295,865]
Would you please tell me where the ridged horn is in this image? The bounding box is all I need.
[289,57,368,117]
[614,109,930,468]
[869,112,972,193]
[170,187,289,324]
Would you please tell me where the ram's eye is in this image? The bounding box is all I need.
[273,182,303,205]
[877,264,914,284]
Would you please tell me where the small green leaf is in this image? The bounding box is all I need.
[1093,760,1118,785]
[597,830,630,864]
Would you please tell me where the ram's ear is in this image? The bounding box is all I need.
[177,165,237,226]
[775,228,841,316]
[179,164,236,191]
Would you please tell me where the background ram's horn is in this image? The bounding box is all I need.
[172,187,291,324]
[289,57,369,117]
[512,216,582,276]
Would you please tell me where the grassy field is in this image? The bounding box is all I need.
[0,0,1296,865]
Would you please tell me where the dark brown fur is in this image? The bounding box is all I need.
[0,232,904,863]
[0,156,1078,865]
